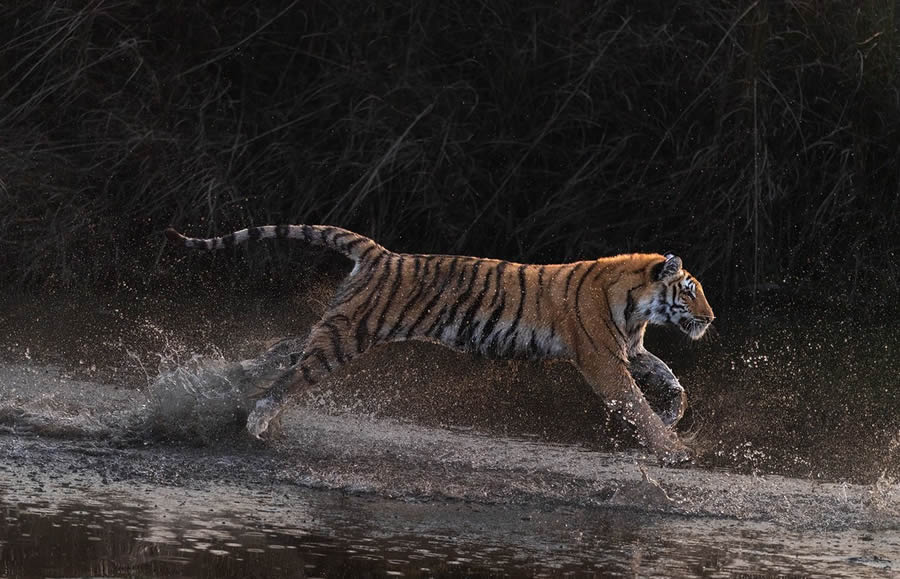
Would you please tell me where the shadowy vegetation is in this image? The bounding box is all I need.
[1,1,897,301]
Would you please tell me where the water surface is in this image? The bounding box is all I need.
[0,294,898,577]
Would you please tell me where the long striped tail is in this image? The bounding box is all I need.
[165,224,384,261]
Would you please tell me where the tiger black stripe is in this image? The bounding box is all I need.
[545,264,563,293]
[407,255,424,290]
[604,276,628,343]
[535,266,545,318]
[308,349,332,373]
[574,262,598,311]
[435,261,481,341]
[373,255,407,338]
[598,292,628,358]
[542,266,564,332]
[563,263,582,297]
[357,245,378,263]
[343,236,366,254]
[424,261,470,337]
[602,295,627,346]
[332,252,385,307]
[527,329,539,357]
[330,231,354,248]
[354,253,395,321]
[386,257,439,340]
[600,338,628,366]
[487,261,508,308]
[322,321,346,364]
[248,227,262,240]
[624,284,642,325]
[425,305,450,338]
[401,260,447,339]
[456,265,494,348]
[354,256,396,351]
[572,262,602,357]
[500,264,529,348]
[405,258,460,339]
[603,316,625,348]
[478,264,509,351]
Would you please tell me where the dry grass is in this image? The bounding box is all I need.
[0,0,897,301]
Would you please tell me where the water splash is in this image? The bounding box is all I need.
[129,351,252,445]
[0,317,259,446]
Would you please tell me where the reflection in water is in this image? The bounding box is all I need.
[1,491,896,578]
[1,500,497,578]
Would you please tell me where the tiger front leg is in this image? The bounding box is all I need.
[628,351,687,428]
[577,356,692,464]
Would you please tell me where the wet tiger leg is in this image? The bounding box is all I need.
[227,337,305,392]
[628,351,686,427]
[246,314,358,438]
[576,355,692,463]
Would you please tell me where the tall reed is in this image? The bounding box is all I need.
[1,1,896,301]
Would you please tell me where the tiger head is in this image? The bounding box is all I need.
[645,254,714,340]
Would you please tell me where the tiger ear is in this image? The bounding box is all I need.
[652,254,683,282]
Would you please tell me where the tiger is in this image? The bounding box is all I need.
[165,224,714,462]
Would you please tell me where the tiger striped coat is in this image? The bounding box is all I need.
[166,224,714,462]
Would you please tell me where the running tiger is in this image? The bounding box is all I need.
[165,224,714,462]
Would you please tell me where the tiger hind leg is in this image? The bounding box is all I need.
[227,336,305,394]
[246,313,360,438]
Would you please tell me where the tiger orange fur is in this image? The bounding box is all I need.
[165,224,714,462]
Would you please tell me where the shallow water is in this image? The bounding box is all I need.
[2,454,897,578]
[0,360,898,576]
[0,293,898,576]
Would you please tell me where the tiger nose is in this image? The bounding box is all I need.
[695,314,714,324]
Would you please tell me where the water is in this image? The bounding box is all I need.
[0,360,898,577]
[0,295,898,576]
[2,452,897,578]
[3,490,540,577]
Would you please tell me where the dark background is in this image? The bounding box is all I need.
[0,0,898,302]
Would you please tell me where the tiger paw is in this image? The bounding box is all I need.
[658,443,694,466]
[246,398,279,439]
[641,429,694,465]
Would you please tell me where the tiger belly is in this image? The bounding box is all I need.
[410,317,567,360]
